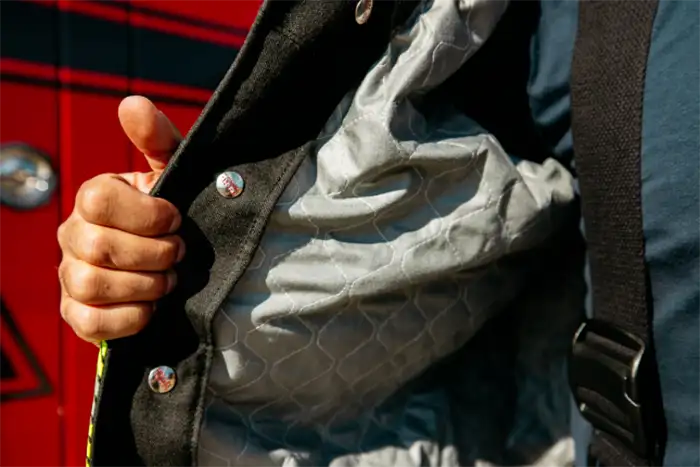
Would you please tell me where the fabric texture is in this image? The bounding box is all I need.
[200,0,579,465]
[639,0,699,464]
[90,1,422,465]
[570,0,665,464]
[527,0,577,169]
[89,0,588,465]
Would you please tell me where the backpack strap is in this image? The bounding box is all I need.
[568,0,667,465]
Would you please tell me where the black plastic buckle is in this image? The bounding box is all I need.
[569,319,657,460]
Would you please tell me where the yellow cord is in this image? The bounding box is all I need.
[85,341,108,467]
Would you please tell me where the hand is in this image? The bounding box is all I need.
[58,96,184,343]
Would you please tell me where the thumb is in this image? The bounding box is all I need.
[118,95,183,172]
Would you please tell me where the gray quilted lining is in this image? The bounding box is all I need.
[198,0,578,465]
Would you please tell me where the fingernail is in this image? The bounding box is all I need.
[169,214,182,233]
[175,237,186,263]
[166,270,178,293]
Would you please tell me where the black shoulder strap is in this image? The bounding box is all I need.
[568,0,667,465]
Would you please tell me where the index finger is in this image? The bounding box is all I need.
[76,173,181,236]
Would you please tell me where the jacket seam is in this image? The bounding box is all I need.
[189,149,307,466]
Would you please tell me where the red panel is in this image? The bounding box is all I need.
[2,2,253,465]
[136,0,262,30]
[0,58,57,81]
[55,1,132,460]
[47,0,258,48]
[130,11,245,47]
[0,83,62,466]
[59,90,132,467]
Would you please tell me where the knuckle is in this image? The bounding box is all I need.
[58,261,70,292]
[77,176,112,223]
[81,227,112,266]
[145,198,176,233]
[57,214,77,251]
[60,300,102,341]
[72,307,103,341]
[57,221,67,245]
[59,296,70,321]
[67,262,102,304]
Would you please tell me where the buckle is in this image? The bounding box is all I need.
[569,319,657,460]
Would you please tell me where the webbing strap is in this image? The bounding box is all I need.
[570,0,666,465]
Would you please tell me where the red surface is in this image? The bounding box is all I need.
[0,83,63,467]
[137,0,263,30]
[34,0,264,30]
[0,1,260,465]
[54,0,251,47]
[130,11,246,47]
[0,58,57,81]
[0,322,44,396]
[1,58,213,104]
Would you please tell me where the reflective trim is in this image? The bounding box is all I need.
[85,341,108,467]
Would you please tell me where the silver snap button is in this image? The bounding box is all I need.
[355,0,373,25]
[148,366,177,393]
[216,171,245,198]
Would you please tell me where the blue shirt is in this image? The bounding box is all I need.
[641,2,700,463]
[528,1,700,464]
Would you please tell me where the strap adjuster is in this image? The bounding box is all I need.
[569,319,658,460]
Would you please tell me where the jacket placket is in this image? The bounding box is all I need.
[86,1,420,465]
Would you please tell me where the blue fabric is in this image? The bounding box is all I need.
[528,0,699,465]
[526,3,593,465]
[527,0,577,167]
[642,1,700,464]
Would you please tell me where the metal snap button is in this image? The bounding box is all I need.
[355,0,373,25]
[148,366,177,393]
[216,171,245,198]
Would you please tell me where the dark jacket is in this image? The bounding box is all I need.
[87,1,585,465]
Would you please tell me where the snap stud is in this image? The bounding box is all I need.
[148,366,177,394]
[355,0,373,25]
[216,171,245,198]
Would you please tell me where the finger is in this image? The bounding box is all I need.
[60,220,185,271]
[61,296,154,342]
[76,173,181,236]
[118,95,183,172]
[119,171,161,194]
[60,257,177,306]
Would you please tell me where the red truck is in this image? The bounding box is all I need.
[0,2,260,465]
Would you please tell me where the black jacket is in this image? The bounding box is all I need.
[88,1,578,465]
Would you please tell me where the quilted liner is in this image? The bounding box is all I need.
[198,0,574,467]
[199,0,578,465]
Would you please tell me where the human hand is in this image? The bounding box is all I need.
[58,96,184,343]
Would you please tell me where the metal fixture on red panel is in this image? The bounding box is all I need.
[0,143,57,210]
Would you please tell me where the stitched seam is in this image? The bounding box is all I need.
[189,149,306,465]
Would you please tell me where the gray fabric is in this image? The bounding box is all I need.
[198,0,578,465]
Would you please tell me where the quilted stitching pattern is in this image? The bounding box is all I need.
[199,0,576,465]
